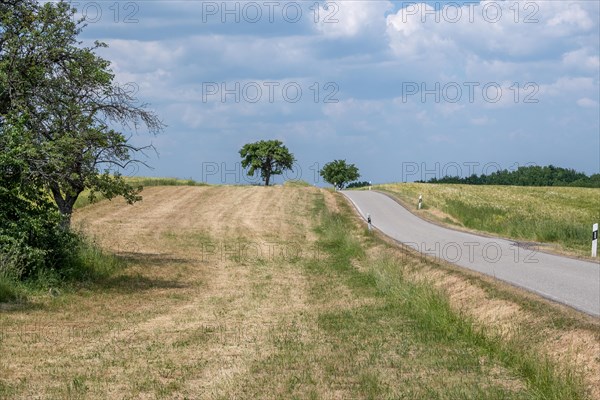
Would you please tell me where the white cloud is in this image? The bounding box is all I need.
[315,1,393,37]
[386,1,598,61]
[562,48,600,71]
[322,98,383,118]
[386,3,455,61]
[437,102,465,117]
[415,110,431,125]
[546,2,594,31]
[538,77,596,97]
[103,39,184,71]
[470,117,491,126]
[577,98,599,108]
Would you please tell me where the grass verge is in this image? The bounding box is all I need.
[377,183,600,257]
[303,193,589,399]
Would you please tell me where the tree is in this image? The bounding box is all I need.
[320,160,360,190]
[0,119,79,279]
[239,140,295,186]
[0,0,164,226]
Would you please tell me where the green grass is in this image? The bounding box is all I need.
[378,183,600,256]
[283,179,312,187]
[299,193,589,399]
[123,176,206,187]
[0,275,26,303]
[0,237,124,303]
[230,192,590,398]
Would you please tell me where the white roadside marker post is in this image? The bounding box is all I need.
[418,194,423,210]
[367,213,372,231]
[369,181,372,191]
[592,223,598,257]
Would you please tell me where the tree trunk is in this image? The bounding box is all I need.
[263,158,272,186]
[50,184,79,229]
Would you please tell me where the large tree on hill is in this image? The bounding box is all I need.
[239,140,295,186]
[320,159,360,190]
[0,0,164,226]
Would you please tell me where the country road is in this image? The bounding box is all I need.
[342,190,600,317]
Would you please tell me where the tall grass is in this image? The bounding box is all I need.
[0,236,123,303]
[0,275,26,302]
[444,199,590,247]
[124,176,206,187]
[283,179,312,187]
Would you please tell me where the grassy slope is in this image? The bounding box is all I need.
[0,186,596,398]
[0,177,197,301]
[377,183,600,257]
[74,176,206,209]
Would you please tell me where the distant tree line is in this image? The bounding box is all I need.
[425,165,600,188]
[346,181,371,189]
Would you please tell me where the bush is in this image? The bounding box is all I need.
[0,274,24,302]
[0,187,79,280]
[0,224,80,281]
[0,234,44,280]
[1,124,81,280]
[346,181,371,189]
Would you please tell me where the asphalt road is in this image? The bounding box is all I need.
[342,190,600,317]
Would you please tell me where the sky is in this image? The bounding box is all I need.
[73,0,599,185]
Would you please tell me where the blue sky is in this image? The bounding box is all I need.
[73,0,599,184]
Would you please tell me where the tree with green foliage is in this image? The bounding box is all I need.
[320,160,360,190]
[0,119,79,280]
[0,0,164,226]
[239,140,295,186]
[1,0,163,282]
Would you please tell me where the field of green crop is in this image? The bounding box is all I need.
[378,183,600,257]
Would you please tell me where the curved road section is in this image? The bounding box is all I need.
[342,190,600,317]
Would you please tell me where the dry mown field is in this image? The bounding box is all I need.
[0,186,598,399]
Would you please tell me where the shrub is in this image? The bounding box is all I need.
[346,181,371,189]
